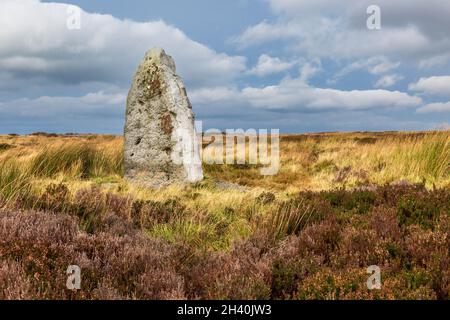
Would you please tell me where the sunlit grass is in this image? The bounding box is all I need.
[0,130,448,243]
[30,143,123,179]
[0,159,32,205]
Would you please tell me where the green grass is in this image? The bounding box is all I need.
[30,143,123,179]
[391,133,450,181]
[266,199,316,241]
[415,134,449,179]
[0,160,32,205]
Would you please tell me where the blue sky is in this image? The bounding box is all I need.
[0,0,449,133]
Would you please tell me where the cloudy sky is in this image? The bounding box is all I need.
[0,0,449,134]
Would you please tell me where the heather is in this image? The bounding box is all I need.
[0,131,448,300]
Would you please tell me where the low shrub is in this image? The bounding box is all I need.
[0,260,35,300]
[256,192,276,204]
[0,181,448,300]
[0,209,184,300]
[182,237,272,299]
[320,189,377,215]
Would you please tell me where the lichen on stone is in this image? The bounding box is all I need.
[124,47,203,187]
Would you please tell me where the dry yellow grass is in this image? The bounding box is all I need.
[0,131,448,211]
[0,130,447,249]
[204,131,450,192]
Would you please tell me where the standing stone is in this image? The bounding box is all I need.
[124,48,203,187]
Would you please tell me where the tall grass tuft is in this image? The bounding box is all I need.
[0,160,32,205]
[30,143,123,179]
[266,199,315,241]
[395,133,450,181]
[414,133,449,179]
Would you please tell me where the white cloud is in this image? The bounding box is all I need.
[436,122,450,130]
[248,54,296,76]
[374,74,404,88]
[369,60,401,75]
[241,77,421,111]
[235,20,429,60]
[0,90,126,117]
[299,60,322,83]
[418,53,450,69]
[409,76,450,96]
[0,89,127,132]
[417,102,450,113]
[231,21,299,49]
[0,0,246,90]
[0,0,444,133]
[191,75,422,112]
[189,87,240,105]
[235,21,430,62]
[332,56,401,83]
[233,0,450,65]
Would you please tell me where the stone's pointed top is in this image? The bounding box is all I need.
[143,47,176,73]
[146,47,165,59]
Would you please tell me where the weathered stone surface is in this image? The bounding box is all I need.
[124,48,203,187]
